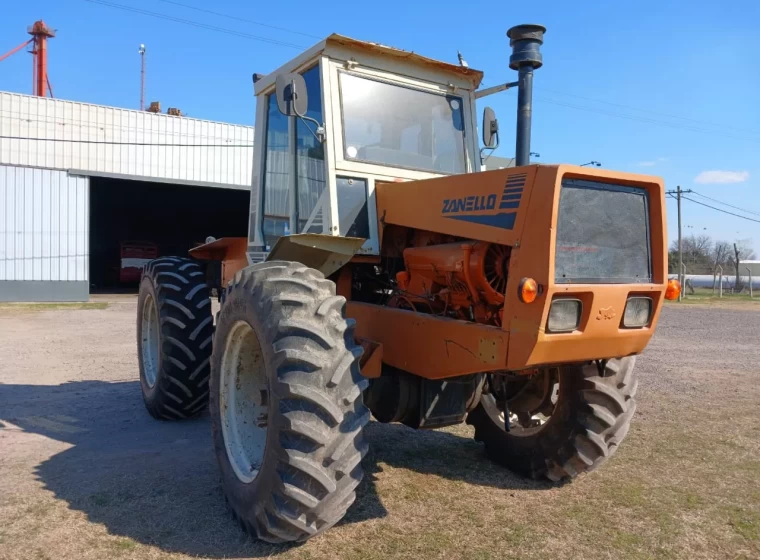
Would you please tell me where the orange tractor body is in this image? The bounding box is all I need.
[192,163,668,380]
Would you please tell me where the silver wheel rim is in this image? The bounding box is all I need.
[220,320,268,484]
[140,293,160,388]
[481,380,558,437]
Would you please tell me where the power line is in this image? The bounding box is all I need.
[0,135,253,147]
[534,95,760,144]
[538,87,760,137]
[37,1,760,149]
[681,195,760,224]
[82,0,760,146]
[83,0,307,50]
[690,190,760,217]
[156,0,321,39]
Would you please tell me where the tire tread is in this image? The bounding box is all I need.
[212,262,369,543]
[137,257,213,419]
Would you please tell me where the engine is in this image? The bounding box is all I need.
[357,236,510,429]
[394,241,510,325]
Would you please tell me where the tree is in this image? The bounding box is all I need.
[669,234,718,273]
[668,234,755,278]
[712,241,732,269]
[669,234,711,263]
[727,239,756,290]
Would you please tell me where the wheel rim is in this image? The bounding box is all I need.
[220,320,268,484]
[140,293,160,388]
[481,371,559,437]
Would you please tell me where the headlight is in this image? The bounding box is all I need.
[623,297,652,328]
[547,299,582,332]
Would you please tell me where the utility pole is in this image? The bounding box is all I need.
[667,186,693,302]
[677,185,682,301]
[139,44,146,111]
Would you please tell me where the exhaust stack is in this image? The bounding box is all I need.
[507,24,545,167]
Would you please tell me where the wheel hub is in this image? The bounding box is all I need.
[482,370,558,436]
[220,320,269,484]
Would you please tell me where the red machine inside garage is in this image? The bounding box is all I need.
[119,241,157,283]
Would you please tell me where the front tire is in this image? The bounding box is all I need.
[210,262,369,543]
[466,358,638,481]
[136,257,214,419]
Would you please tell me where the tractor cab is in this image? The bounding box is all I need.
[247,34,486,257]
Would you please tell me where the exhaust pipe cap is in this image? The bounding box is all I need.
[507,24,546,70]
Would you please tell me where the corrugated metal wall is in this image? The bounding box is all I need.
[0,91,254,187]
[0,165,88,282]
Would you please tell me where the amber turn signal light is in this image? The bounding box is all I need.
[664,279,681,300]
[518,277,539,303]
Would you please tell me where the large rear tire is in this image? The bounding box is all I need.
[136,257,214,419]
[466,358,638,481]
[210,262,369,543]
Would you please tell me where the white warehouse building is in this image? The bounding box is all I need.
[0,90,254,301]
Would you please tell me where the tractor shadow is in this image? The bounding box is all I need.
[0,380,550,557]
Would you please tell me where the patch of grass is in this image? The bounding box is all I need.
[89,492,110,506]
[727,508,760,541]
[24,502,50,518]
[0,302,108,311]
[665,287,760,305]
[607,481,647,508]
[110,538,137,552]
[610,529,646,552]
[682,493,705,510]
[501,523,532,547]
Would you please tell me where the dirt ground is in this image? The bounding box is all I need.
[1,299,759,560]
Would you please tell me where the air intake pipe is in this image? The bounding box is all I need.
[507,24,545,167]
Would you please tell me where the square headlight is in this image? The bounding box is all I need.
[623,297,652,328]
[547,299,582,333]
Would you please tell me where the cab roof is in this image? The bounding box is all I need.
[255,33,484,94]
[324,34,484,88]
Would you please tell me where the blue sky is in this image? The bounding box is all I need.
[2,0,759,252]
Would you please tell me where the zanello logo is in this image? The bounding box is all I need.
[441,173,527,230]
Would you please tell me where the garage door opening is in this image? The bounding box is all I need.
[89,177,249,292]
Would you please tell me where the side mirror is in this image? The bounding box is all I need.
[482,107,498,148]
[275,73,308,117]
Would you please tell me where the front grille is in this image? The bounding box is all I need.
[555,179,652,284]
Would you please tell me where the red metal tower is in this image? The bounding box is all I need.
[28,20,55,97]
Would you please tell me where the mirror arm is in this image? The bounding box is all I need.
[479,131,499,166]
[291,81,326,144]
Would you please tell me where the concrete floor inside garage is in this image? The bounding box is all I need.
[88,177,249,292]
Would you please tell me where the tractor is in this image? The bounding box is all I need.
[135,25,680,543]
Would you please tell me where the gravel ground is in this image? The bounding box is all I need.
[0,301,758,560]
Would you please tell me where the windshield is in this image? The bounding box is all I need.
[339,73,466,174]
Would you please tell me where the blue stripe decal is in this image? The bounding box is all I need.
[502,187,523,194]
[499,201,521,209]
[506,181,526,187]
[501,193,522,201]
[445,212,517,230]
